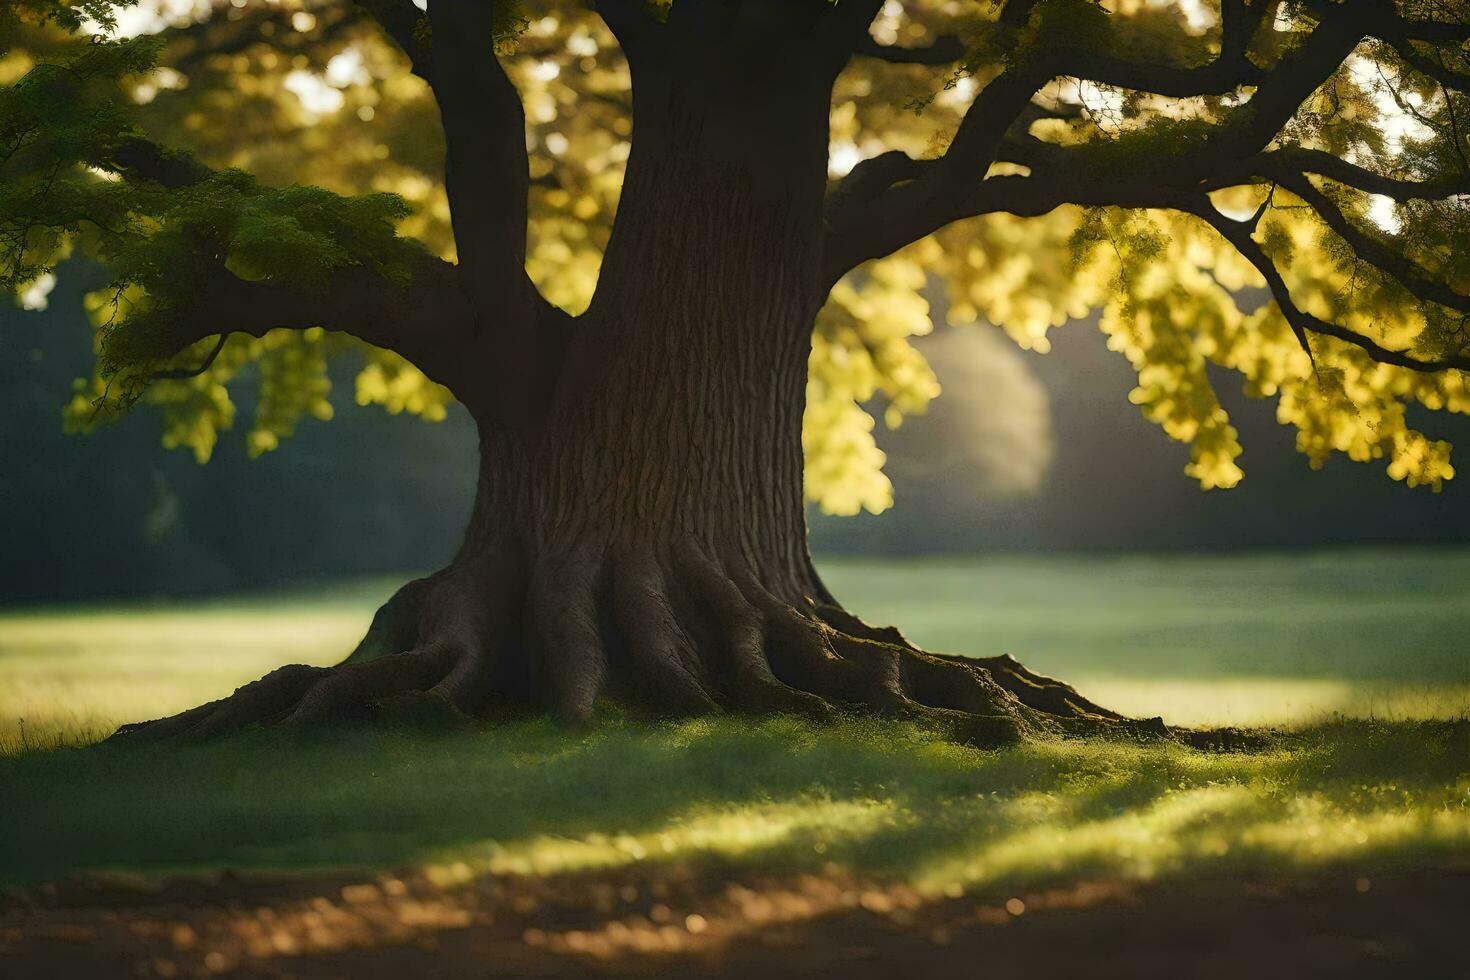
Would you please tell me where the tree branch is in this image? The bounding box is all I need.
[150,332,226,381]
[139,257,478,392]
[1058,0,1267,98]
[859,159,1470,373]
[822,65,1047,281]
[353,0,433,81]
[1182,197,1470,373]
[1388,39,1470,92]
[428,2,530,270]
[355,0,561,374]
[1311,0,1470,45]
[91,135,488,402]
[426,0,552,424]
[590,0,666,65]
[1402,18,1470,44]
[818,0,1470,382]
[1269,170,1470,315]
[815,0,885,72]
[1220,147,1470,200]
[858,151,1470,373]
[824,0,1382,281]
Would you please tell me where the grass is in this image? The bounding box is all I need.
[822,548,1470,679]
[0,583,379,751]
[5,548,1468,747]
[1,547,1468,895]
[2,717,1467,894]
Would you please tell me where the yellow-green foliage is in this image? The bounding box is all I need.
[7,0,1470,509]
[808,256,940,514]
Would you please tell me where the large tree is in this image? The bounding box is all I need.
[5,0,1468,742]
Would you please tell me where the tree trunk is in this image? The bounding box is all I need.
[111,54,1230,749]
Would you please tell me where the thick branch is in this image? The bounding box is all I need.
[427,0,549,424]
[824,0,1379,280]
[1191,6,1376,164]
[1311,0,1470,46]
[900,162,1470,373]
[982,139,1470,371]
[819,0,1470,384]
[959,158,1470,372]
[1060,51,1263,97]
[823,67,1046,281]
[824,134,1470,375]
[143,258,476,392]
[429,2,530,272]
[92,135,483,398]
[815,0,885,72]
[353,0,432,80]
[590,0,666,65]
[1060,0,1267,98]
[1402,19,1470,44]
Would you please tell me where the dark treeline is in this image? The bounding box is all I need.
[6,277,1470,603]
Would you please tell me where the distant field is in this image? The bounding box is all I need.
[823,548,1470,726]
[1,547,1468,748]
[823,548,1470,679]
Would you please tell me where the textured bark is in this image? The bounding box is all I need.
[110,33,1250,751]
[113,292,1232,745]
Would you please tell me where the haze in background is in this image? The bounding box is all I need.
[6,278,1470,602]
[813,321,1470,553]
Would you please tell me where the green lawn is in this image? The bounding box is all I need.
[1,548,1468,894]
[2,716,1468,893]
[821,548,1470,726]
[6,547,1465,747]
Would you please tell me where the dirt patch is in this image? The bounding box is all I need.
[3,863,1467,979]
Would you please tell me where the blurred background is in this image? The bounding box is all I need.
[7,269,1470,603]
[7,266,1470,736]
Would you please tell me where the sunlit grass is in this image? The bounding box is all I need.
[2,552,1468,896]
[4,550,1470,751]
[1075,676,1470,727]
[3,716,1467,896]
[426,797,898,884]
[0,584,387,751]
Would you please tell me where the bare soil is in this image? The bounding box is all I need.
[4,862,1467,979]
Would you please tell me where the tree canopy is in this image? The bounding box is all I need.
[5,0,1470,514]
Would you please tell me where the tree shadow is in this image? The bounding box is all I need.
[2,716,1466,894]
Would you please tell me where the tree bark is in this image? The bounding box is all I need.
[110,38,1246,750]
[409,83,846,722]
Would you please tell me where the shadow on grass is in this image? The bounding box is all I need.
[2,716,1468,894]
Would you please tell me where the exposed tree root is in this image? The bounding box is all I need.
[110,542,1254,750]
